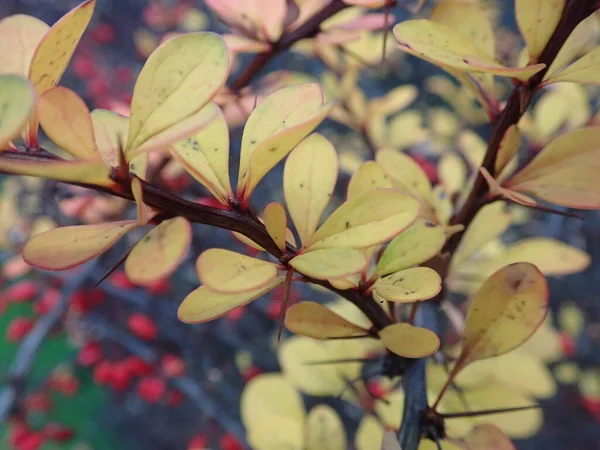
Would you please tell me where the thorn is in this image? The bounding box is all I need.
[303,357,379,366]
[276,268,295,342]
[440,404,540,419]
[93,249,132,287]
[326,334,371,340]
[381,4,391,64]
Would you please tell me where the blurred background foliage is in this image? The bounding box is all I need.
[1,0,600,449]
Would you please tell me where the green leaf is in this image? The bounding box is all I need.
[379,323,440,358]
[290,248,367,280]
[373,267,442,303]
[0,74,36,149]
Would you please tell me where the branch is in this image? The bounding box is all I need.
[0,262,95,422]
[445,0,598,256]
[230,0,349,90]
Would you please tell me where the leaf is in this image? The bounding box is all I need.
[247,418,304,450]
[438,152,466,194]
[28,0,95,93]
[124,217,191,285]
[495,125,520,175]
[480,167,540,209]
[504,127,600,209]
[264,202,288,253]
[375,149,431,202]
[0,75,36,149]
[456,263,548,372]
[177,279,283,323]
[307,189,420,250]
[393,20,545,82]
[373,267,442,303]
[237,83,334,200]
[90,109,128,168]
[255,0,288,42]
[131,178,153,225]
[170,106,232,204]
[379,323,440,358]
[283,133,338,246]
[462,424,516,450]
[305,404,347,450]
[355,416,385,450]
[22,220,137,270]
[0,14,49,76]
[38,87,99,160]
[126,32,229,153]
[347,161,394,200]
[546,44,600,85]
[516,0,566,61]
[381,431,402,450]
[0,159,113,186]
[285,301,368,339]
[241,373,306,432]
[377,221,445,277]
[196,248,279,294]
[453,203,512,266]
[290,248,367,280]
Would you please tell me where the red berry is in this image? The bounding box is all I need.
[85,77,109,98]
[115,66,133,83]
[580,395,600,415]
[34,288,60,315]
[110,271,135,290]
[72,55,96,79]
[137,377,165,403]
[123,355,153,377]
[219,433,243,450]
[147,278,171,295]
[367,380,385,399]
[109,362,133,392]
[93,361,112,385]
[226,307,245,322]
[24,392,52,412]
[78,342,103,367]
[242,365,261,383]
[17,432,45,450]
[43,423,74,442]
[48,370,79,395]
[9,423,29,447]
[70,289,104,314]
[188,434,209,449]
[161,354,185,377]
[6,317,34,341]
[128,314,158,340]
[559,332,576,357]
[91,23,116,44]
[6,280,38,302]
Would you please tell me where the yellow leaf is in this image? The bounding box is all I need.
[285,301,368,339]
[374,389,405,429]
[170,106,232,204]
[126,32,228,153]
[546,44,600,85]
[305,404,347,450]
[23,220,137,270]
[516,0,565,61]
[0,14,49,76]
[131,178,153,225]
[453,202,511,266]
[373,267,442,303]
[480,167,540,211]
[375,149,432,202]
[247,417,304,450]
[462,423,516,450]
[29,0,95,92]
[284,133,338,246]
[278,336,346,396]
[129,153,148,180]
[38,87,99,160]
[369,85,418,119]
[490,352,557,399]
[128,101,219,159]
[0,75,36,149]
[124,217,191,285]
[197,248,279,294]
[347,161,394,200]
[90,109,128,168]
[456,263,548,372]
[493,237,590,277]
[495,125,520,175]
[505,127,600,209]
[393,20,544,82]
[0,159,113,186]
[379,323,440,358]
[290,248,367,280]
[264,202,288,253]
[355,415,385,450]
[178,279,283,323]
[438,152,466,194]
[307,189,420,250]
[377,221,446,277]
[238,84,334,200]
[241,373,306,433]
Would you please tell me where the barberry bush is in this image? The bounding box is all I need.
[1,0,600,449]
